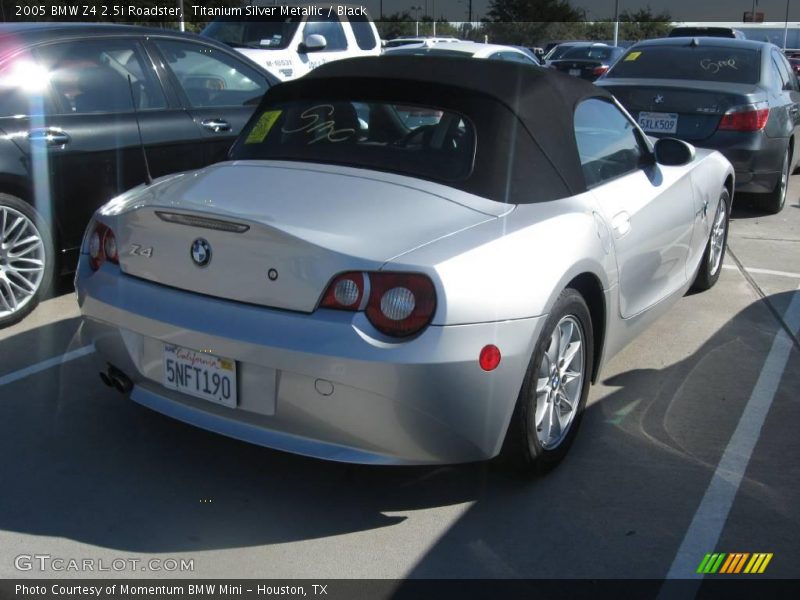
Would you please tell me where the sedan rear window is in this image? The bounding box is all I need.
[230,100,475,182]
[560,46,621,61]
[608,46,760,84]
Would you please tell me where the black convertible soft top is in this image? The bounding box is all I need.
[236,55,613,203]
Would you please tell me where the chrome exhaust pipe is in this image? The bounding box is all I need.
[99,371,113,388]
[101,365,133,395]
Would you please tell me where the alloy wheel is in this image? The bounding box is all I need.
[708,198,728,276]
[0,205,46,318]
[534,315,585,449]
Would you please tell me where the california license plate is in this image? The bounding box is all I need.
[163,344,237,408]
[569,69,581,77]
[638,111,679,134]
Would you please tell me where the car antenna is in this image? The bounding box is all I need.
[127,75,153,186]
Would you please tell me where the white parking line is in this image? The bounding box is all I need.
[0,345,95,388]
[722,264,800,279]
[662,284,800,583]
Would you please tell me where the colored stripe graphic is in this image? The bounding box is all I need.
[720,554,736,574]
[733,553,750,573]
[698,552,773,574]
[710,554,725,573]
[696,554,713,574]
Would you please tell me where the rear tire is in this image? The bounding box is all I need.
[692,188,730,292]
[500,288,594,475]
[0,194,54,329]
[760,149,789,214]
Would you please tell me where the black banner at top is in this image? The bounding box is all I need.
[3,0,800,23]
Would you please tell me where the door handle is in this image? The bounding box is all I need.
[28,128,70,146]
[201,119,231,133]
[611,211,631,237]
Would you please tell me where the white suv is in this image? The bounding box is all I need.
[202,3,381,81]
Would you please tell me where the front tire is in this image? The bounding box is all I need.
[692,188,730,292]
[500,288,594,475]
[0,194,54,328]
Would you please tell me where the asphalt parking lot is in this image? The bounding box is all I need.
[0,182,798,582]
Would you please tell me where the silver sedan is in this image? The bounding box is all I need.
[76,56,734,473]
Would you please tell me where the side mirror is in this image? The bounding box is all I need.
[299,34,327,53]
[654,137,695,166]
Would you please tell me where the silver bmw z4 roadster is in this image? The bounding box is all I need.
[76,56,734,472]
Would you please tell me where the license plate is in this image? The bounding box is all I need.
[638,111,679,134]
[163,344,237,408]
[569,69,581,77]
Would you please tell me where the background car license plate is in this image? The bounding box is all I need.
[638,111,679,134]
[569,69,581,76]
[163,345,237,408]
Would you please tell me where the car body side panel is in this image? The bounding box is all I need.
[389,192,617,325]
[590,162,695,319]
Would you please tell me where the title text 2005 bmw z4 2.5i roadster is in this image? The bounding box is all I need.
[76,56,734,473]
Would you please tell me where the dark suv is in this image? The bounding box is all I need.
[0,23,277,326]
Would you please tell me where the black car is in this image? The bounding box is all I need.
[597,37,800,214]
[548,44,624,81]
[0,23,278,326]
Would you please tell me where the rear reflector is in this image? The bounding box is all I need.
[718,107,769,132]
[479,345,502,371]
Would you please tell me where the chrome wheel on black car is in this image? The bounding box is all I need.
[0,195,53,328]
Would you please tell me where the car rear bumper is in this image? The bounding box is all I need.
[700,132,787,194]
[76,261,543,465]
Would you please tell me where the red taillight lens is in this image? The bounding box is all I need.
[718,107,769,132]
[319,272,365,310]
[88,223,118,271]
[592,65,609,76]
[319,271,437,338]
[366,272,436,337]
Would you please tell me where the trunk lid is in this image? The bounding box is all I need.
[111,162,502,313]
[551,59,605,79]
[599,78,765,141]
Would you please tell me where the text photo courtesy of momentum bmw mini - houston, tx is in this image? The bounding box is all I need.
[0,0,798,597]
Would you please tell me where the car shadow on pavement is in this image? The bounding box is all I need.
[0,293,797,578]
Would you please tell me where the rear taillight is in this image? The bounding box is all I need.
[592,65,609,76]
[718,105,769,132]
[320,271,436,338]
[88,222,119,271]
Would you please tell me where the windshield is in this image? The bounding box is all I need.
[203,18,301,50]
[608,46,761,84]
[560,46,621,62]
[231,100,475,182]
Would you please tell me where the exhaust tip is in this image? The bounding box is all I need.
[102,365,133,395]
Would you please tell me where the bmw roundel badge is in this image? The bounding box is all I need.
[190,238,211,267]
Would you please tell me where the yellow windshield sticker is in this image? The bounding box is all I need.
[624,51,642,62]
[245,110,282,144]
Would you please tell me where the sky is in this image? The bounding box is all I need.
[361,0,800,22]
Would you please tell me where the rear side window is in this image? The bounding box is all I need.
[231,100,475,182]
[154,39,269,108]
[0,53,56,117]
[349,14,377,50]
[609,46,760,84]
[574,98,645,187]
[36,39,166,114]
[561,46,620,61]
